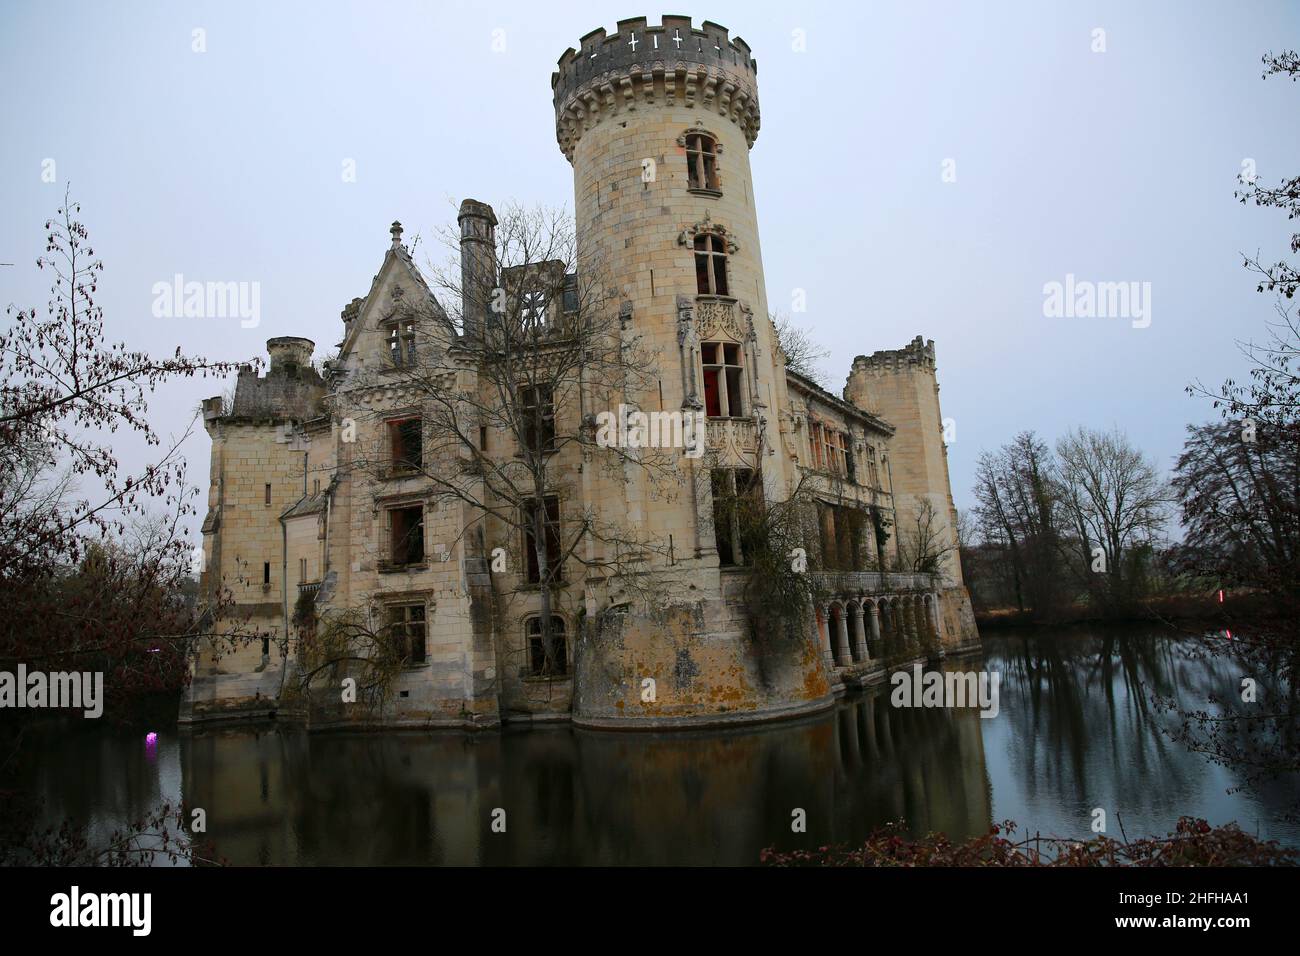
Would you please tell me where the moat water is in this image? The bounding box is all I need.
[20,625,1300,865]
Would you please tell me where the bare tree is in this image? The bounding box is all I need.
[1055,426,1169,610]
[0,194,247,865]
[771,311,830,388]
[971,431,1064,616]
[894,497,955,574]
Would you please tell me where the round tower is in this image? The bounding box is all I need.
[552,16,775,437]
[553,18,833,729]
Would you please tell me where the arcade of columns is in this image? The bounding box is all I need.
[815,585,944,678]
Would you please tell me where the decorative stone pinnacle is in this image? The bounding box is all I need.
[390,221,403,248]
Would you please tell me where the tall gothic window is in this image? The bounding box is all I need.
[685,132,720,192]
[701,342,744,418]
[519,384,555,454]
[523,496,563,584]
[694,234,729,296]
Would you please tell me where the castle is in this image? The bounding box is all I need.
[183,15,979,731]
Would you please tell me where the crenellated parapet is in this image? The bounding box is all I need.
[551,15,761,162]
[850,335,937,377]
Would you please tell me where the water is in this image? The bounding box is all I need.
[17,625,1300,865]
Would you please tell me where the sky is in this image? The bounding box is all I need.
[2,0,1298,544]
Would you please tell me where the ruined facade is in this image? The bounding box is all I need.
[182,15,979,731]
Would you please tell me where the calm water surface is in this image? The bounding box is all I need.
[23,626,1300,864]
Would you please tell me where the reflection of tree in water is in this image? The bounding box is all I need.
[983,625,1276,826]
[1150,631,1298,822]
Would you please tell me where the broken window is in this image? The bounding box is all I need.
[388,417,423,473]
[385,318,417,366]
[520,289,548,331]
[824,428,839,474]
[523,496,562,584]
[693,233,729,296]
[519,384,555,454]
[685,132,720,192]
[701,341,743,418]
[711,467,760,567]
[526,615,567,677]
[386,603,427,664]
[389,505,425,567]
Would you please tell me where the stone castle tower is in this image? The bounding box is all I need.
[846,337,965,588]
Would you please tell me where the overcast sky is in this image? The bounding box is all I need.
[3,0,1298,544]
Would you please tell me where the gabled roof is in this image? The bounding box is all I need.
[336,222,448,363]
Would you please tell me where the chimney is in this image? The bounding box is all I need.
[458,199,497,341]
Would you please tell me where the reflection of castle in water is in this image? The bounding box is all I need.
[179,686,993,865]
[23,627,1297,863]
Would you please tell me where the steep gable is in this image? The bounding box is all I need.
[335,222,453,378]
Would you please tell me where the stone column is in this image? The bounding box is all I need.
[834,606,852,667]
[818,605,835,668]
[930,593,943,646]
[868,602,882,658]
[850,603,868,662]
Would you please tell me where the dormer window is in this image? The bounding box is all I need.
[685,131,720,193]
[386,318,416,366]
[520,290,548,331]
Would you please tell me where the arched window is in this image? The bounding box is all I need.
[685,132,720,192]
[526,616,567,677]
[694,233,729,296]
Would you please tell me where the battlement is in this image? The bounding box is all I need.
[220,338,326,423]
[552,15,761,162]
[851,335,937,375]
